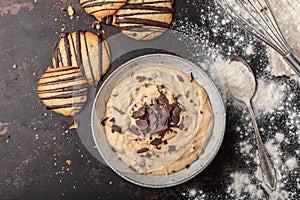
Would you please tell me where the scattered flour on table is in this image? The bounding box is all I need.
[176,0,300,199]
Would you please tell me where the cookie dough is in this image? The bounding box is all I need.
[101,67,214,175]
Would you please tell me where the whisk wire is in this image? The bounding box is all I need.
[264,0,291,53]
[248,0,289,55]
[217,0,292,56]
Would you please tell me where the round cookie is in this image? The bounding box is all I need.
[38,66,89,116]
[80,0,127,20]
[102,0,174,40]
[52,30,110,86]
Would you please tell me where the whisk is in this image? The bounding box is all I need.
[216,0,300,77]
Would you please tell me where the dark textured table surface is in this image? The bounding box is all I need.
[1,0,299,199]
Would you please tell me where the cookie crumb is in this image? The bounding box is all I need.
[12,64,17,69]
[67,6,75,19]
[66,160,73,166]
[69,119,79,130]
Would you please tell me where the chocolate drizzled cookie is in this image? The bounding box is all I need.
[52,30,110,86]
[101,0,174,40]
[80,0,128,20]
[37,66,89,116]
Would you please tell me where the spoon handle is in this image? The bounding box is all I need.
[246,102,277,190]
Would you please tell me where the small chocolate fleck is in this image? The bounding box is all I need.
[193,146,196,149]
[177,75,184,82]
[113,93,119,97]
[109,117,115,123]
[101,117,108,126]
[113,107,126,115]
[190,73,194,82]
[185,164,191,169]
[156,146,161,150]
[137,147,149,154]
[111,147,117,152]
[150,138,162,146]
[148,77,153,81]
[157,85,165,89]
[112,125,122,133]
[136,76,146,82]
[168,145,176,152]
[163,140,168,145]
[200,110,204,114]
[145,153,152,158]
[185,91,190,98]
[175,94,182,100]
[129,165,137,172]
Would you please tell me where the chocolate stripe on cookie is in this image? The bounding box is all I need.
[76,31,83,68]
[83,31,95,85]
[53,43,64,67]
[64,35,72,66]
[38,83,88,94]
[40,89,88,100]
[81,0,127,8]
[38,76,87,86]
[120,4,173,13]
[98,34,103,79]
[117,18,170,28]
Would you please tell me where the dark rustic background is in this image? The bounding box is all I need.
[0,0,299,199]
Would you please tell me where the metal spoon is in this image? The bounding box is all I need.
[226,56,277,190]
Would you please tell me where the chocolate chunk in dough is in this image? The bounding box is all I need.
[157,94,169,105]
[137,147,149,154]
[177,75,184,82]
[132,104,146,119]
[171,104,181,124]
[150,138,162,146]
[168,145,176,152]
[101,117,108,126]
[136,119,148,130]
[129,125,140,136]
[109,117,116,123]
[136,76,147,82]
[190,72,194,82]
[112,125,122,133]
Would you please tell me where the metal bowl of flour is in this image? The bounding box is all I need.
[91,54,226,188]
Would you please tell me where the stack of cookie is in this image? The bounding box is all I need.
[81,0,174,40]
[38,31,111,116]
[38,0,174,116]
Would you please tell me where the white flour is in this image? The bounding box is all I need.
[175,0,300,199]
[209,58,285,114]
